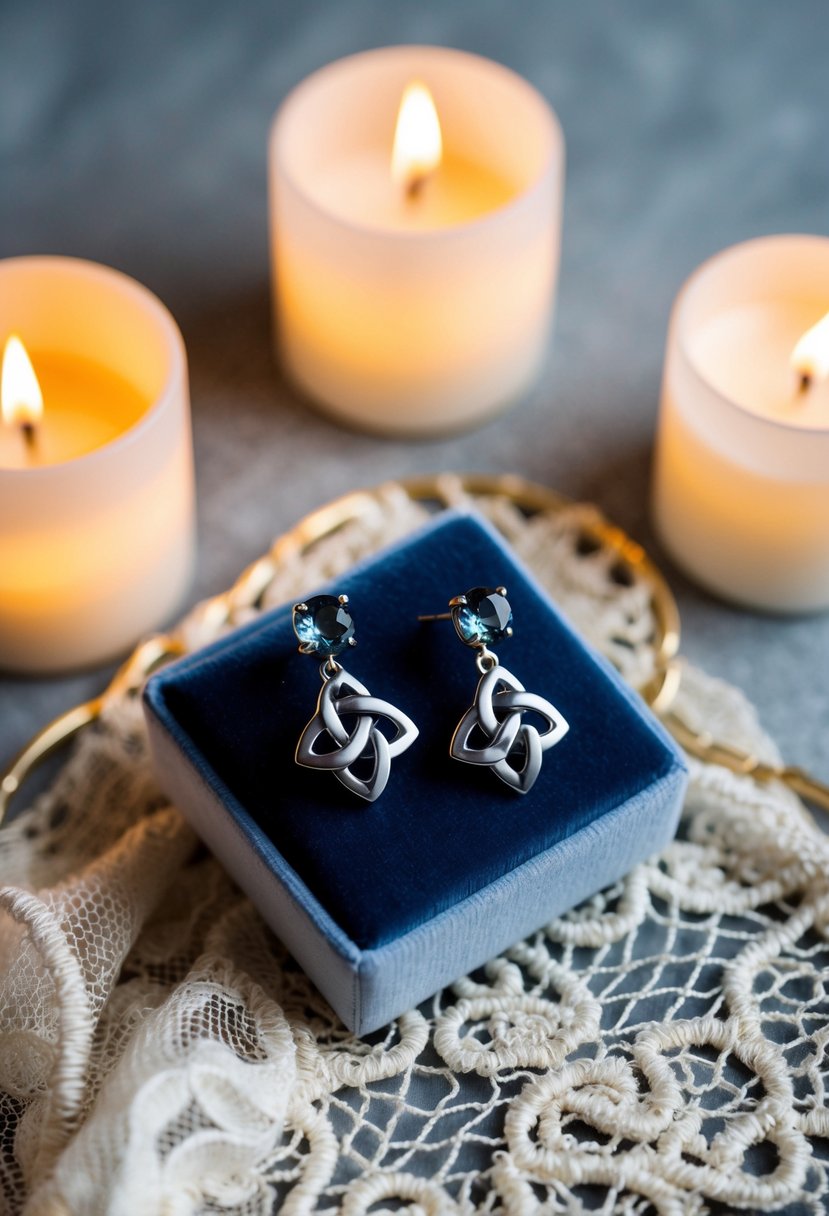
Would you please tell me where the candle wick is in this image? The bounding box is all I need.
[798,371,812,395]
[405,172,427,201]
[20,420,37,451]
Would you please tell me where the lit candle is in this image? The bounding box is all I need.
[0,256,195,672]
[391,81,442,199]
[1,337,43,458]
[270,46,564,435]
[652,235,829,613]
[1,335,147,466]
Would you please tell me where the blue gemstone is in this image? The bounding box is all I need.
[293,594,355,656]
[453,586,512,645]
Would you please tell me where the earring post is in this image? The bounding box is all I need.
[417,612,453,622]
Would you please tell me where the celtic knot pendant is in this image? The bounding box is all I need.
[296,667,419,803]
[450,663,569,794]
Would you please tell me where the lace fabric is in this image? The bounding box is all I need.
[1,485,827,1215]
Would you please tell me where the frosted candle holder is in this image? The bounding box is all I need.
[653,235,829,614]
[270,46,564,436]
[0,256,196,672]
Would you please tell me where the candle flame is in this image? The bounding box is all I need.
[791,309,829,387]
[2,335,43,428]
[391,81,442,196]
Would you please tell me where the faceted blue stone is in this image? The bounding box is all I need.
[293,595,355,657]
[453,586,512,646]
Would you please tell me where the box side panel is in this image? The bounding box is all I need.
[145,709,364,1031]
[353,760,686,1035]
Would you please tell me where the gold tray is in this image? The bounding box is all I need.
[2,472,827,822]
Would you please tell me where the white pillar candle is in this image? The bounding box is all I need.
[652,235,829,613]
[0,256,196,673]
[270,46,564,436]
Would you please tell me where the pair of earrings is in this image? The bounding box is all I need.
[291,586,570,803]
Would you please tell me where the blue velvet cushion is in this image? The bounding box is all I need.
[146,512,675,951]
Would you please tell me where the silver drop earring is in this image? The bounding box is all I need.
[292,594,419,803]
[419,586,569,795]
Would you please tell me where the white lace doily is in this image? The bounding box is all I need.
[2,481,828,1216]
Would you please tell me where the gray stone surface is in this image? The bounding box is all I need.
[1,0,828,800]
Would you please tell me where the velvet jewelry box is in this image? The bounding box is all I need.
[143,511,687,1034]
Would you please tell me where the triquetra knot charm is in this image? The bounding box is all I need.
[450,663,569,794]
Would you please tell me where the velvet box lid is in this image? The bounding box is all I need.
[143,511,687,1034]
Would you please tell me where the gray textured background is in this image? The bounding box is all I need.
[1,0,828,792]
